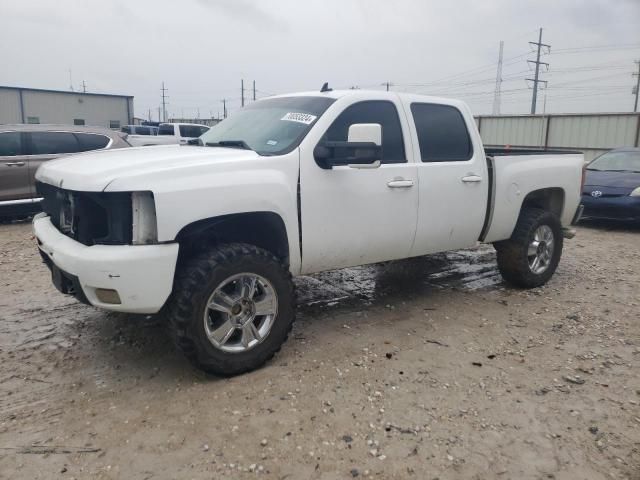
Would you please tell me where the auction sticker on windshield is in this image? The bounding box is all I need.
[281,112,317,125]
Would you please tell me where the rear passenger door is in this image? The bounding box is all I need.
[0,131,30,202]
[26,131,82,197]
[403,100,488,256]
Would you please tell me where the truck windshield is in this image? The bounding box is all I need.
[200,96,335,156]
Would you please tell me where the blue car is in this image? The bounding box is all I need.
[581,147,640,223]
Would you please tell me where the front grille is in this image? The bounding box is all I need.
[37,182,132,246]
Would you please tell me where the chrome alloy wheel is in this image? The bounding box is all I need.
[527,225,554,275]
[203,273,278,353]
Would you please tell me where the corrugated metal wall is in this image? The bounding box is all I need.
[0,89,23,123]
[475,113,640,162]
[0,87,133,129]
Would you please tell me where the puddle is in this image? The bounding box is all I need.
[296,244,501,309]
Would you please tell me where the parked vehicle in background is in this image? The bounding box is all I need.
[33,89,584,376]
[159,122,210,144]
[581,147,640,222]
[126,122,210,147]
[121,125,159,136]
[0,124,130,217]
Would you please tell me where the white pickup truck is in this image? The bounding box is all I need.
[126,122,210,147]
[33,88,584,375]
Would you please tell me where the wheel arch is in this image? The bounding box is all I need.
[520,187,565,219]
[175,211,290,266]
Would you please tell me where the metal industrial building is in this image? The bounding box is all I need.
[0,86,133,129]
[475,112,640,162]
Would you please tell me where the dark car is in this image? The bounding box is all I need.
[581,147,640,222]
[0,124,130,217]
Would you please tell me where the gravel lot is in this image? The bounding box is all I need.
[0,220,638,479]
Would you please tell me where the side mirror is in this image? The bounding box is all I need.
[314,123,382,169]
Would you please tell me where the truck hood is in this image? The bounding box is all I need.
[36,145,262,192]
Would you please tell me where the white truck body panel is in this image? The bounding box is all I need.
[482,153,583,243]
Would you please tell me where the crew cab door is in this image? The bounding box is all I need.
[299,97,418,273]
[402,99,488,255]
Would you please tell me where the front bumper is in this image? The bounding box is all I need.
[33,214,179,314]
[581,194,640,221]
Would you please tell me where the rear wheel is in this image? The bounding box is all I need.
[166,243,295,376]
[494,208,563,288]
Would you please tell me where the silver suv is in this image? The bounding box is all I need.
[0,124,130,216]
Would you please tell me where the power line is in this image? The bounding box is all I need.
[527,28,550,114]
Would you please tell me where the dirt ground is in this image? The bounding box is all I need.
[0,220,638,480]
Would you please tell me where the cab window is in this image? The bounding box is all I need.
[323,101,406,164]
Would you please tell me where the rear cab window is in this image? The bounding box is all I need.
[158,124,175,136]
[410,103,473,162]
[179,125,209,138]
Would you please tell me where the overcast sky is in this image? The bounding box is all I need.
[2,0,639,119]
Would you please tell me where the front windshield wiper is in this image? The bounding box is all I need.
[206,140,253,151]
[602,169,640,173]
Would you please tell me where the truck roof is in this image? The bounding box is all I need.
[269,89,468,109]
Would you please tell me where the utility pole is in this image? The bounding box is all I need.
[381,82,392,91]
[241,79,245,107]
[221,99,227,118]
[633,60,640,113]
[492,41,504,115]
[253,80,256,101]
[161,82,168,122]
[81,80,87,93]
[527,28,550,114]
[69,69,74,92]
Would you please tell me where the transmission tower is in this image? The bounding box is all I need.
[526,28,550,114]
[161,82,169,122]
[633,60,640,112]
[492,41,504,115]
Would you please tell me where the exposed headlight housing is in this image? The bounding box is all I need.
[631,186,640,197]
[131,191,158,245]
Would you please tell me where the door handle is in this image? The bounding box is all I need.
[5,161,26,166]
[461,175,482,183]
[387,179,414,188]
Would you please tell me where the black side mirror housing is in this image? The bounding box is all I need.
[314,141,382,169]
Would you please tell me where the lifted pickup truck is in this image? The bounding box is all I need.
[33,89,584,375]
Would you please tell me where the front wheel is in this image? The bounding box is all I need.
[166,243,295,376]
[494,208,563,288]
